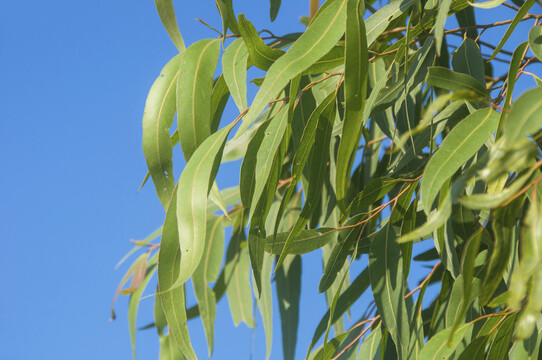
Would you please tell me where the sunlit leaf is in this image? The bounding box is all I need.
[155,0,186,52]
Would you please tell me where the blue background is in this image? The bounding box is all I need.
[1,1,539,359]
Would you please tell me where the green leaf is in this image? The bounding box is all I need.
[248,106,288,221]
[253,253,274,359]
[237,0,347,135]
[470,0,507,8]
[158,188,197,360]
[211,75,231,134]
[365,0,414,45]
[452,38,485,86]
[457,336,491,360]
[426,66,489,98]
[224,212,255,327]
[499,42,528,128]
[177,38,221,161]
[154,0,186,52]
[369,224,409,359]
[270,0,281,21]
[265,228,335,254]
[273,92,335,242]
[237,14,284,71]
[529,25,542,61]
[310,267,371,350]
[174,125,233,288]
[502,87,542,147]
[487,315,517,360]
[481,197,524,305]
[357,325,382,359]
[128,254,157,360]
[222,38,248,113]
[276,256,301,360]
[418,323,474,359]
[336,0,368,210]
[302,46,345,75]
[276,97,336,269]
[192,216,224,357]
[115,227,162,270]
[421,108,499,213]
[344,178,402,218]
[434,0,453,56]
[488,0,535,60]
[215,0,239,35]
[142,55,181,208]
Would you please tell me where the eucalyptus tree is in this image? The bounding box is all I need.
[113,0,542,358]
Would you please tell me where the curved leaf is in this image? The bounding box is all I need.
[142,55,181,208]
[154,0,185,52]
[237,0,347,135]
[222,38,249,113]
[421,108,499,213]
[426,66,488,98]
[452,38,485,86]
[177,39,221,161]
[174,125,233,289]
[529,25,542,61]
[336,0,368,210]
[238,14,284,71]
[265,228,336,254]
[502,87,542,147]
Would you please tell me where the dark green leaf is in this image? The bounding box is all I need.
[238,14,284,71]
[426,66,488,98]
[276,256,301,360]
[270,0,281,21]
[489,0,534,60]
[452,38,485,86]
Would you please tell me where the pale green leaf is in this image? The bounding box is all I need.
[237,0,347,135]
[488,0,535,60]
[265,228,336,254]
[253,253,274,359]
[177,39,221,161]
[222,38,249,112]
[192,216,224,356]
[142,55,181,208]
[238,14,284,71]
[499,42,528,128]
[158,188,197,360]
[365,0,414,45]
[426,66,489,98]
[215,0,239,35]
[357,324,382,359]
[154,0,185,52]
[434,0,453,56]
[421,108,499,213]
[418,323,474,359]
[470,0,507,8]
[174,125,233,288]
[502,87,542,147]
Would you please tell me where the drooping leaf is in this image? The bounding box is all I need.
[128,254,157,359]
[336,0,368,210]
[158,188,196,360]
[434,0,453,56]
[191,216,224,356]
[253,253,274,359]
[222,38,249,113]
[270,0,281,21]
[357,324,382,359]
[265,228,336,254]
[276,97,336,269]
[276,255,301,360]
[499,42,528,127]
[215,0,239,35]
[470,0,507,8]
[154,0,186,52]
[142,55,181,208]
[237,0,347,135]
[173,125,233,289]
[224,211,255,327]
[369,224,410,359]
[177,39,221,161]
[488,0,535,60]
[418,323,474,359]
[421,108,499,213]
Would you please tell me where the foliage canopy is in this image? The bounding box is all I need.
[113,0,542,358]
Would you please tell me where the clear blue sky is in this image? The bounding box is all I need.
[1,1,539,359]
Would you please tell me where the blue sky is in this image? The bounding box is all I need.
[1,1,540,359]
